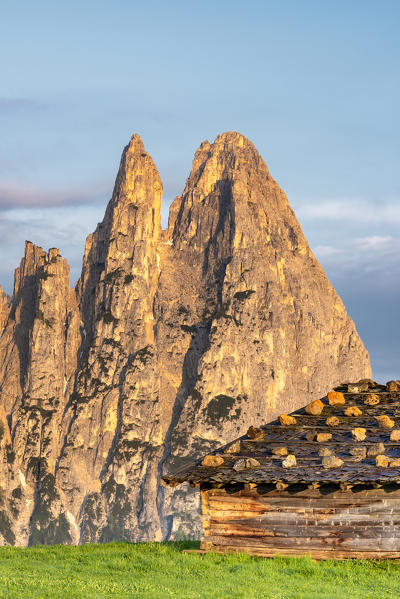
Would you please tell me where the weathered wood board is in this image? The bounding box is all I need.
[201,487,400,559]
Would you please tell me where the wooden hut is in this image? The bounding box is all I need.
[163,379,400,559]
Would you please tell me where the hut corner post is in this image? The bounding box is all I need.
[200,489,213,551]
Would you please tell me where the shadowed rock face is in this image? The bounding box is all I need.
[0,132,371,545]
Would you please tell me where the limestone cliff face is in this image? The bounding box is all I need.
[0,287,8,333]
[0,132,371,544]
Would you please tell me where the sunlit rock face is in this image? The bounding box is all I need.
[0,287,8,333]
[0,243,80,545]
[0,132,371,545]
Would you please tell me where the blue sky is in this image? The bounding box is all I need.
[1,0,399,380]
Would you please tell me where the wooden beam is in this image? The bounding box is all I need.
[275,481,288,491]
[308,482,320,490]
[340,483,353,492]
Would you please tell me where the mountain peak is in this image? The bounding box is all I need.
[127,133,146,154]
[113,134,162,205]
[214,130,252,148]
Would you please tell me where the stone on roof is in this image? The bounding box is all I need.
[163,380,400,487]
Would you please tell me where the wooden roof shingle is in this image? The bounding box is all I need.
[163,380,400,488]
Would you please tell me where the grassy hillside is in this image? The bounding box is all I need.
[0,541,399,598]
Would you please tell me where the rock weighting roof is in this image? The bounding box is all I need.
[163,380,400,489]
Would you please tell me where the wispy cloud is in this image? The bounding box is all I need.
[313,233,400,285]
[313,245,342,257]
[0,180,111,210]
[295,197,400,225]
[353,236,393,250]
[310,228,400,383]
[0,201,107,292]
[0,98,47,113]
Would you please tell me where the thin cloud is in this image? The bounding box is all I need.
[0,180,111,210]
[353,236,393,250]
[313,245,342,257]
[296,198,400,225]
[0,98,47,113]
[0,202,107,292]
[312,234,400,284]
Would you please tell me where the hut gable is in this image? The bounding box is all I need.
[164,379,400,488]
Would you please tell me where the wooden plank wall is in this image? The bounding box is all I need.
[201,487,400,559]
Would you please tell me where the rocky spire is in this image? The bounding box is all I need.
[0,242,80,544]
[159,131,370,536]
[56,134,165,542]
[165,131,371,468]
[77,134,162,349]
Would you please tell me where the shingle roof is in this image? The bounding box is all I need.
[163,380,400,487]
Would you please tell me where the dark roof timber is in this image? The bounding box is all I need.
[163,380,400,488]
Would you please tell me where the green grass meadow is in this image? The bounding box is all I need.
[0,541,399,598]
